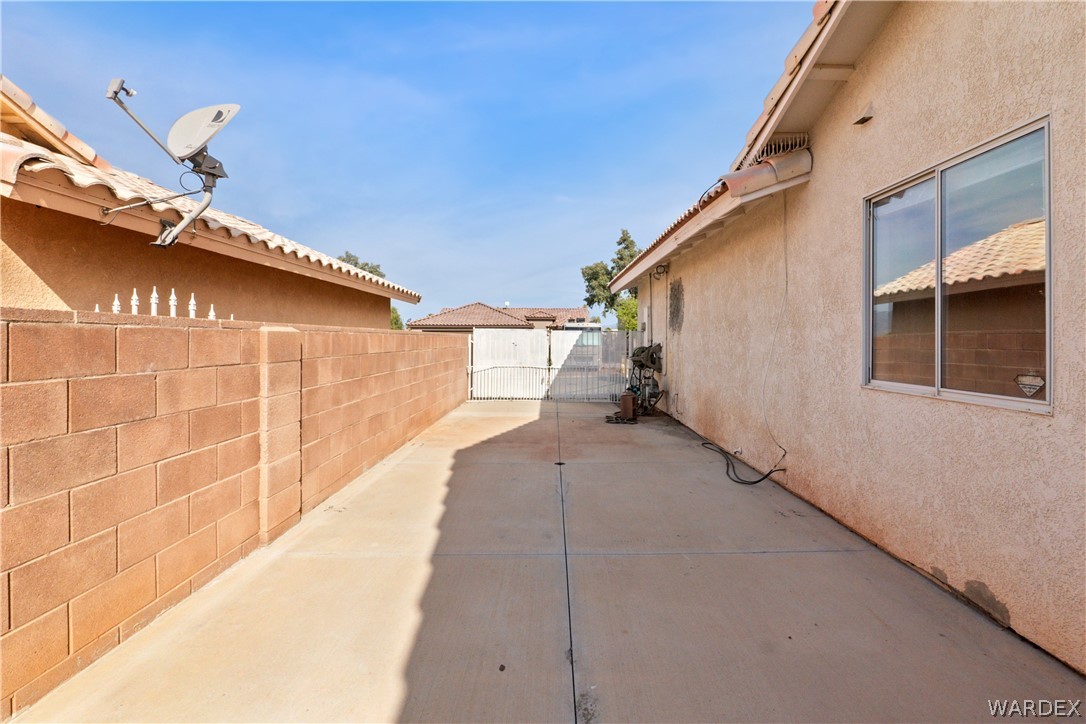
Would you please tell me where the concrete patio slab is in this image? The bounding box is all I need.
[289,460,565,556]
[563,461,869,554]
[14,401,1083,723]
[558,414,717,464]
[568,550,1083,723]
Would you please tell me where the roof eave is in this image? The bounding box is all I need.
[4,171,422,304]
[610,172,810,293]
[612,0,898,291]
[730,1,899,172]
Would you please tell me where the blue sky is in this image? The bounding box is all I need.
[2,1,810,323]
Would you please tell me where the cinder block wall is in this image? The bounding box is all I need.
[299,329,467,515]
[0,308,468,717]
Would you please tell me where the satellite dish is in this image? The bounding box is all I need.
[167,104,240,160]
[105,79,241,247]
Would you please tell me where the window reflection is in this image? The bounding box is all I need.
[940,130,1046,399]
[871,178,936,386]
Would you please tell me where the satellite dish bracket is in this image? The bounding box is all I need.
[105,78,238,248]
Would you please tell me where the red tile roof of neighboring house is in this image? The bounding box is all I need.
[407,302,532,329]
[0,75,421,303]
[874,219,1045,300]
[507,307,591,324]
[407,304,592,329]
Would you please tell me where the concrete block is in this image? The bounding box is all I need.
[69,558,155,650]
[0,381,67,445]
[8,429,116,504]
[0,492,69,570]
[8,531,116,628]
[117,327,188,373]
[7,324,114,381]
[70,466,156,541]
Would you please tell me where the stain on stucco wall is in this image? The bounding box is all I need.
[668,278,684,332]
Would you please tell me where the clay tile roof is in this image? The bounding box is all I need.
[0,76,420,303]
[875,219,1046,299]
[0,75,110,170]
[507,307,591,324]
[407,302,532,329]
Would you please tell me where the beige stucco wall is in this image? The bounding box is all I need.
[639,1,1085,671]
[1,199,394,328]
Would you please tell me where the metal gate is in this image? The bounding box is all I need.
[470,328,634,401]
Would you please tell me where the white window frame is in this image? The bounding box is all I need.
[862,117,1052,414]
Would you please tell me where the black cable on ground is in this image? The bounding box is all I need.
[700,439,786,486]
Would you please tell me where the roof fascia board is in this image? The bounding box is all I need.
[1,92,99,167]
[610,173,810,294]
[7,174,420,303]
[611,192,743,293]
[730,0,851,170]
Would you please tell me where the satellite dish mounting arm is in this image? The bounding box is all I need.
[104,79,238,248]
[154,147,228,247]
[106,79,182,165]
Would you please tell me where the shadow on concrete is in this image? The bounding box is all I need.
[394,401,1085,723]
[15,401,1083,722]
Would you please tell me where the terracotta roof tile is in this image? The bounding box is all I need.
[875,219,1045,299]
[407,302,531,329]
[506,307,591,324]
[407,303,591,329]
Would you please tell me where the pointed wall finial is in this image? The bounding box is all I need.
[189,293,197,319]
[169,289,178,318]
[150,286,159,316]
[208,304,217,321]
[130,288,139,315]
[112,294,121,314]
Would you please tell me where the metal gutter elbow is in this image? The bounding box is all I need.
[721,148,812,198]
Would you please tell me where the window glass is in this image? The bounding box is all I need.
[871,178,936,386]
[940,129,1046,399]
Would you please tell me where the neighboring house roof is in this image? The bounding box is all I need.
[408,302,532,329]
[508,307,591,324]
[407,303,592,329]
[0,76,421,304]
[611,0,899,293]
[874,219,1046,302]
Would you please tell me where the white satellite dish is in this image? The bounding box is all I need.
[105,79,240,247]
[167,104,240,160]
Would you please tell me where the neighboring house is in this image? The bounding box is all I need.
[0,76,419,327]
[610,0,1084,673]
[407,302,593,333]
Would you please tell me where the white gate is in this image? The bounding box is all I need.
[470,328,632,401]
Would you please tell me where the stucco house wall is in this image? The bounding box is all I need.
[637,1,1084,671]
[1,200,392,329]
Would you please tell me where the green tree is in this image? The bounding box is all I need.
[338,251,400,329]
[337,251,385,279]
[581,228,642,315]
[614,295,638,331]
[338,250,361,267]
[581,260,617,313]
[610,229,639,282]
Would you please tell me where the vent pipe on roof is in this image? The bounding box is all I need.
[722,148,812,198]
